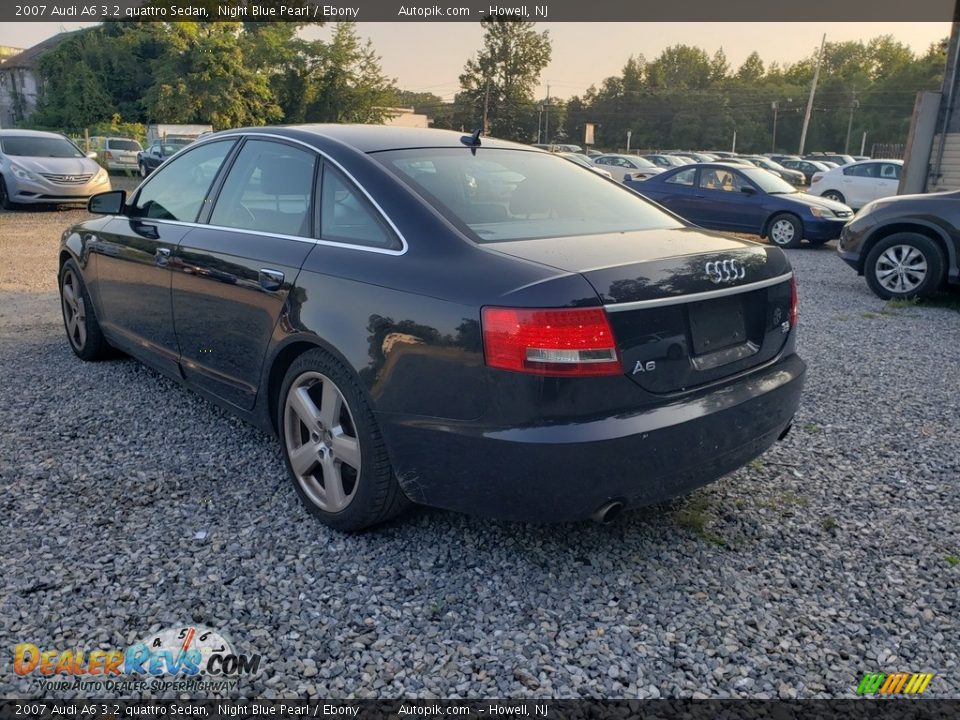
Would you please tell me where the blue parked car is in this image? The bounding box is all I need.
[627,163,854,248]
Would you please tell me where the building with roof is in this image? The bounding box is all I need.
[0,32,77,128]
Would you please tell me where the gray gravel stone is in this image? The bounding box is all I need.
[0,219,958,699]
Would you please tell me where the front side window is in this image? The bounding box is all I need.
[130,140,234,222]
[210,140,317,237]
[375,148,683,243]
[879,163,901,180]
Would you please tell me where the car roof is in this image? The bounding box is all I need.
[210,124,530,153]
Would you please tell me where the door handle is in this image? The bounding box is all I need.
[259,268,284,291]
[155,247,171,266]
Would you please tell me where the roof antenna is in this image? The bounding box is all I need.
[461,128,482,148]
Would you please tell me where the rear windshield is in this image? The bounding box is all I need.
[108,139,141,151]
[373,148,683,243]
[0,136,83,158]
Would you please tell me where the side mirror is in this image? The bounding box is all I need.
[740,185,756,195]
[86,151,98,160]
[88,190,126,215]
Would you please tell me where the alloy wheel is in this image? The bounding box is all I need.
[770,219,796,245]
[874,244,927,294]
[61,268,87,351]
[283,371,361,513]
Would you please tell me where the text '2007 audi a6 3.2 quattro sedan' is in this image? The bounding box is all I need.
[59,126,805,531]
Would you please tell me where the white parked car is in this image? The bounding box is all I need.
[592,153,664,182]
[558,152,613,179]
[809,159,903,210]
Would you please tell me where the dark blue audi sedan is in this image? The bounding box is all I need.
[60,126,805,531]
[627,163,853,248]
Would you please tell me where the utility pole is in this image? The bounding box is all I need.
[844,89,859,154]
[799,33,826,156]
[482,80,490,135]
[771,101,779,153]
[544,84,550,144]
[537,104,543,143]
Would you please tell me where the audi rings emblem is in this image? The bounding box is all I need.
[705,259,746,284]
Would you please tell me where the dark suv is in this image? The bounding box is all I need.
[838,190,960,299]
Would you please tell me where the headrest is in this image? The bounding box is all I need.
[259,154,313,196]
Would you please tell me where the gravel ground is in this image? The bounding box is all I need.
[0,197,958,700]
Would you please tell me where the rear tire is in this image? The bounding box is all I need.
[767,213,803,249]
[139,163,148,178]
[59,259,111,361]
[864,233,945,300]
[821,189,845,204]
[278,349,409,531]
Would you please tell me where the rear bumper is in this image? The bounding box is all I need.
[379,354,806,522]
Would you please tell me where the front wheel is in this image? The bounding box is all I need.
[139,163,148,178]
[767,213,803,249]
[0,175,16,211]
[59,260,111,360]
[278,349,409,531]
[864,233,945,300]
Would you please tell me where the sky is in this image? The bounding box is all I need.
[1,22,951,100]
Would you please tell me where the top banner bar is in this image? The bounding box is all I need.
[1,0,957,22]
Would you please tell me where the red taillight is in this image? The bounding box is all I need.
[789,275,799,328]
[811,173,822,184]
[481,307,622,377]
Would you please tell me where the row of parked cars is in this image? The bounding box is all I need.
[546,145,953,301]
[0,129,194,210]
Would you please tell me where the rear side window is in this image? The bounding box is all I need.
[210,140,317,238]
[844,163,878,178]
[376,148,682,244]
[666,168,696,186]
[319,167,399,249]
[130,140,234,222]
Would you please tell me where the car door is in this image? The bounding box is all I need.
[641,166,698,218]
[874,162,902,201]
[689,167,759,231]
[89,140,236,378]
[170,137,319,410]
[840,163,880,208]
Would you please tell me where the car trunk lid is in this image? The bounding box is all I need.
[487,227,795,393]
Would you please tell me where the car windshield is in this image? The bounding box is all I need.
[160,145,179,156]
[375,148,684,243]
[0,135,84,158]
[739,167,797,194]
[626,156,656,168]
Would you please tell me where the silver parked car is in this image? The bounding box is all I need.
[0,130,111,210]
[98,137,142,172]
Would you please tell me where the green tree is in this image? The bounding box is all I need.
[304,23,397,123]
[457,19,551,142]
[144,23,281,129]
[32,33,114,129]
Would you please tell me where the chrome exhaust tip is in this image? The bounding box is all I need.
[591,500,625,524]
